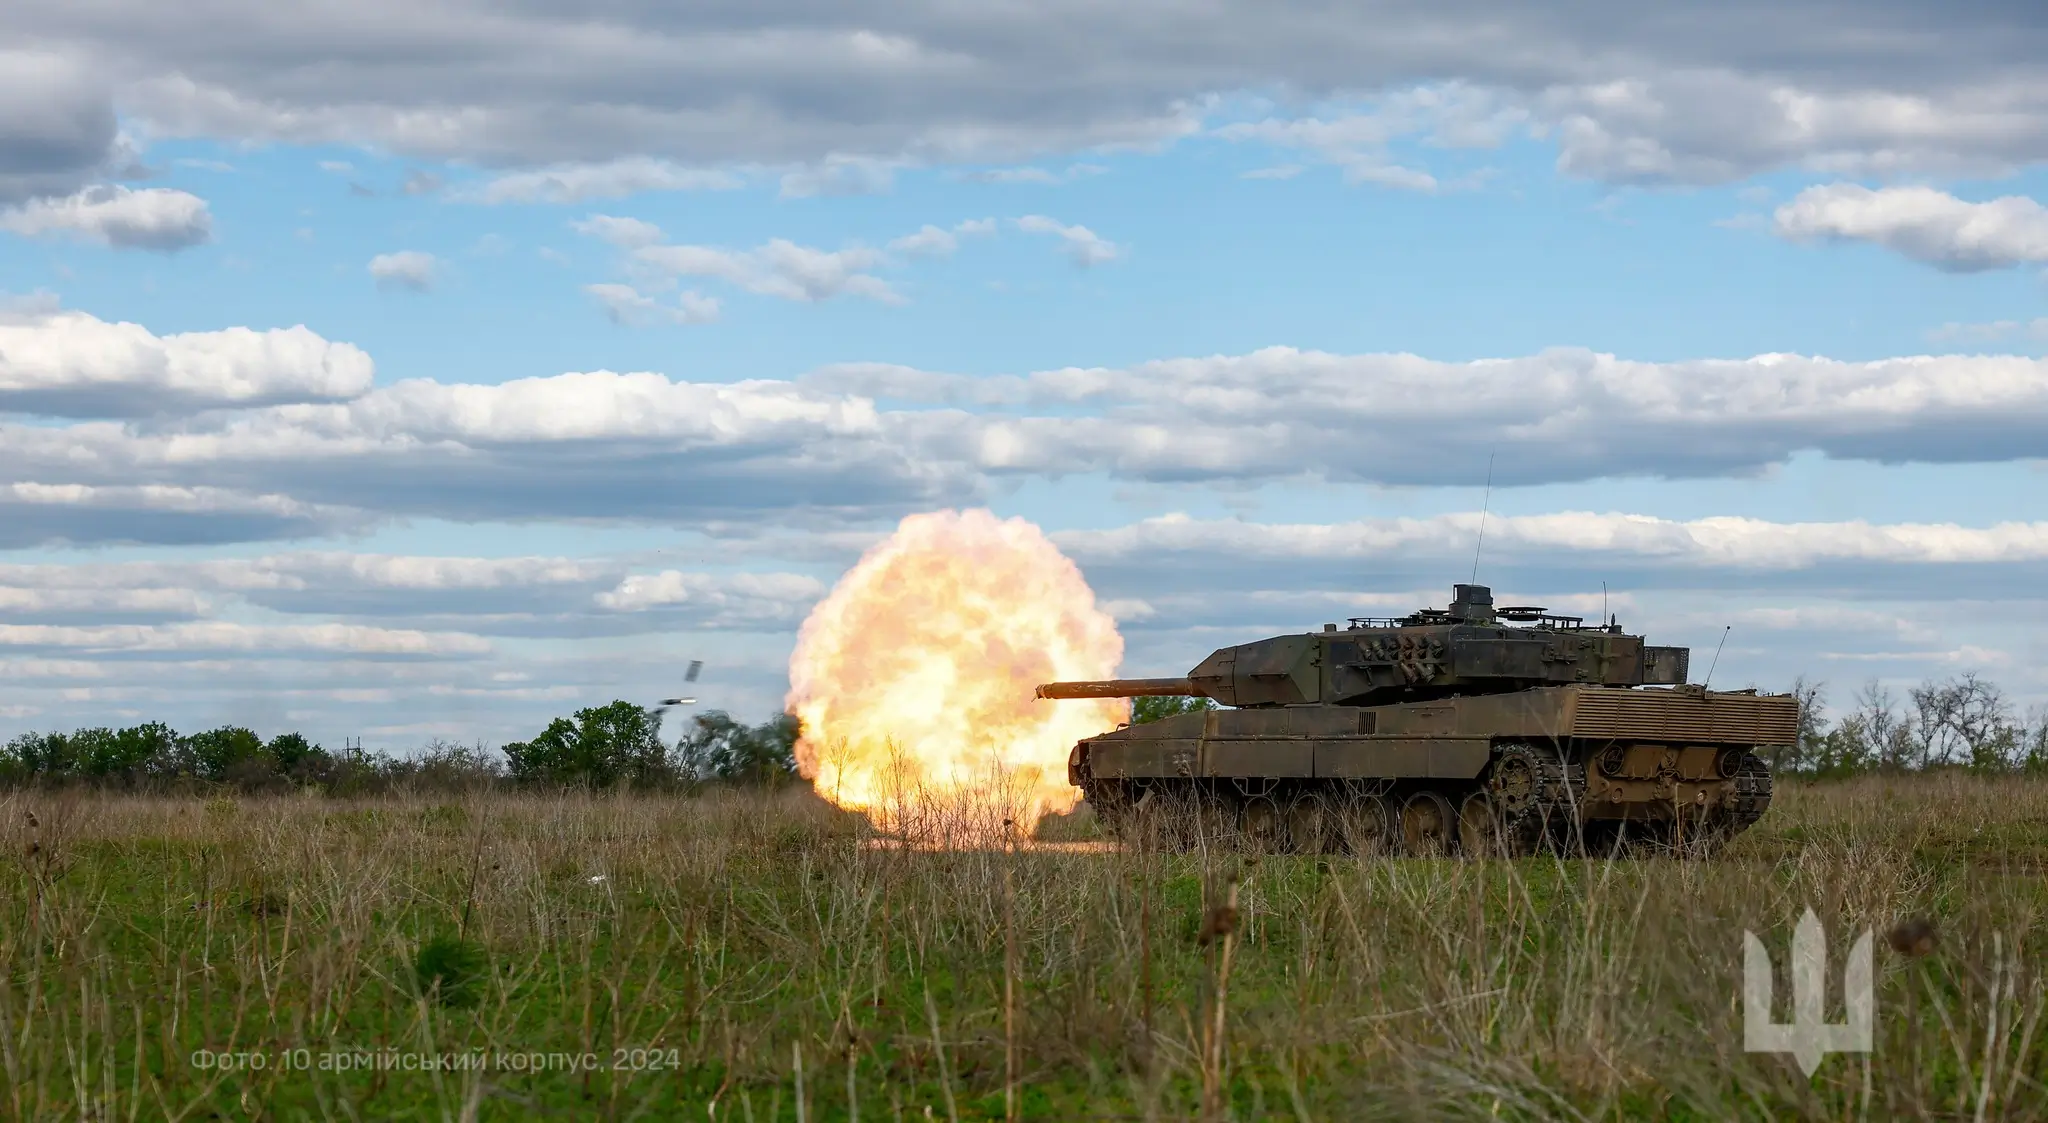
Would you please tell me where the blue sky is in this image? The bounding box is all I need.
[4,3,2048,746]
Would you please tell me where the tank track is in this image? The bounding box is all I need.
[1721,750,1773,835]
[1082,745,1767,857]
[1496,743,1588,854]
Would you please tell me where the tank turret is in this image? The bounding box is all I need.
[1037,584,1692,708]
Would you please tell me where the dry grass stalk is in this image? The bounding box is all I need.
[0,776,2041,1117]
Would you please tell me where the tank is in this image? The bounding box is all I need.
[1037,583,1793,856]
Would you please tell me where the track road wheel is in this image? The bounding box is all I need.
[1335,794,1393,857]
[1285,795,1333,855]
[1457,793,1511,858]
[1399,791,1456,857]
[1239,797,1285,852]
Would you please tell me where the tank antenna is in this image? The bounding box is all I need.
[1470,451,1495,584]
[1702,625,1731,689]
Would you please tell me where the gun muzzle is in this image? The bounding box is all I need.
[1035,677,1199,700]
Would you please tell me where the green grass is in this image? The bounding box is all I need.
[2,776,2045,1120]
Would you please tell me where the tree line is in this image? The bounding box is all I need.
[1779,673,2048,776]
[0,703,800,793]
[5,673,2044,792]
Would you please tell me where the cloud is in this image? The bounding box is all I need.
[0,52,120,204]
[958,164,1106,185]
[401,169,442,195]
[368,250,437,291]
[886,218,996,258]
[0,185,213,250]
[1217,84,1522,188]
[571,214,666,249]
[14,324,2048,545]
[0,584,212,624]
[630,238,901,303]
[811,345,2048,486]
[466,158,745,204]
[585,282,720,326]
[582,216,998,310]
[1014,215,1121,265]
[0,368,974,532]
[0,483,370,547]
[1342,162,1439,191]
[0,551,828,637]
[1055,511,2048,572]
[0,621,490,658]
[778,155,896,198]
[1928,317,2048,345]
[15,4,2045,184]
[0,306,373,417]
[594,570,825,625]
[1773,184,2048,271]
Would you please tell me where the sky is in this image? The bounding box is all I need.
[3,0,2048,748]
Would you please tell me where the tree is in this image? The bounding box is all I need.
[675,711,800,785]
[1132,695,1217,725]
[1910,673,2017,772]
[183,726,267,782]
[503,701,671,787]
[1781,677,1828,773]
[4,732,78,778]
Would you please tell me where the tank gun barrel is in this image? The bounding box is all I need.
[1035,677,1200,700]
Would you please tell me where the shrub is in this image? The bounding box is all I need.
[676,710,800,786]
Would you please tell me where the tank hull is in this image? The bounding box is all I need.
[1069,684,1792,855]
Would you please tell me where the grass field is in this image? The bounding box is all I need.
[2,775,2044,1121]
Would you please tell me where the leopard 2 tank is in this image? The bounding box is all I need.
[1037,584,1793,855]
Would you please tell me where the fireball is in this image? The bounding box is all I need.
[786,509,1126,836]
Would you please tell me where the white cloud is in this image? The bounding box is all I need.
[465,158,745,204]
[1217,84,1524,188]
[778,156,896,198]
[594,570,825,623]
[819,345,2048,486]
[1928,318,2048,345]
[632,239,901,303]
[1015,215,1121,265]
[585,282,720,326]
[7,6,2048,186]
[0,585,211,621]
[0,550,828,639]
[0,483,370,547]
[14,328,2048,543]
[1055,511,2048,571]
[0,368,971,531]
[368,250,438,291]
[0,306,373,417]
[576,214,912,304]
[571,214,665,249]
[886,218,996,258]
[958,164,1106,185]
[1342,162,1439,191]
[0,621,490,657]
[1773,184,2048,271]
[0,185,213,250]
